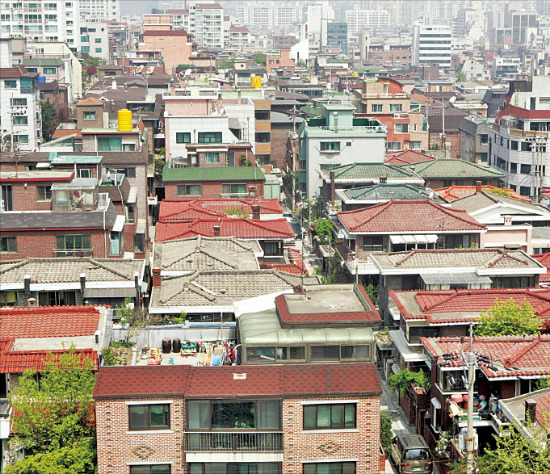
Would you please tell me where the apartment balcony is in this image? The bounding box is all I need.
[184,432,283,452]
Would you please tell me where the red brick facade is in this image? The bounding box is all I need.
[95,395,381,474]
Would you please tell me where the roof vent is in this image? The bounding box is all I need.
[220,289,226,294]
[233,373,247,380]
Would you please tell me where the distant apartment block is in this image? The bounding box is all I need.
[412,23,452,71]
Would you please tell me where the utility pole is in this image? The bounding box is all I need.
[291,105,298,211]
[441,99,447,158]
[466,324,476,474]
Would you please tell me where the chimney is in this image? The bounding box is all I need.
[124,82,128,90]
[252,204,260,220]
[525,400,537,425]
[112,79,117,90]
[380,176,387,184]
[80,273,86,300]
[217,93,223,113]
[213,225,221,237]
[152,268,161,287]
[503,215,513,226]
[26,297,37,307]
[237,90,242,104]
[330,171,336,202]
[170,82,176,96]
[476,181,482,193]
[24,274,31,300]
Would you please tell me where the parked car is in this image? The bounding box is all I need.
[390,434,433,473]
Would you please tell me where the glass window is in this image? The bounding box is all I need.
[128,404,170,431]
[211,401,255,429]
[198,132,222,143]
[81,35,89,42]
[82,46,89,53]
[303,404,356,430]
[98,137,122,151]
[205,152,220,163]
[56,234,92,252]
[320,142,340,151]
[362,235,383,251]
[10,98,26,106]
[4,80,17,89]
[340,345,370,360]
[405,449,431,460]
[95,48,102,53]
[130,466,171,474]
[303,462,356,474]
[13,116,28,125]
[37,185,52,200]
[222,183,246,195]
[134,233,145,253]
[177,185,201,196]
[521,164,531,174]
[83,111,96,120]
[255,132,270,143]
[387,141,402,151]
[255,110,270,121]
[390,104,403,112]
[371,104,383,113]
[409,141,421,149]
[0,237,17,253]
[480,134,488,144]
[20,77,33,94]
[176,132,191,144]
[13,135,28,143]
[43,67,56,74]
[310,346,340,361]
[395,123,409,133]
[95,38,102,43]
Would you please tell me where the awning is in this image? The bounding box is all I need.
[389,329,428,363]
[431,397,442,410]
[112,215,125,232]
[421,272,492,285]
[127,186,137,204]
[390,234,438,245]
[84,288,136,298]
[135,218,146,235]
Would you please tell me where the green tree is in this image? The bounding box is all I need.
[388,369,430,394]
[8,347,96,453]
[5,438,96,474]
[380,413,393,454]
[296,59,307,68]
[451,417,550,474]
[457,69,467,82]
[253,53,266,66]
[314,218,334,245]
[117,297,147,345]
[40,100,59,142]
[474,298,542,336]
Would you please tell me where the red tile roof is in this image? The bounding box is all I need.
[155,218,294,242]
[536,392,550,426]
[498,104,550,121]
[421,335,550,379]
[0,347,98,373]
[52,128,83,140]
[435,184,531,202]
[76,97,104,106]
[94,363,381,399]
[0,306,101,338]
[159,198,283,221]
[260,263,303,274]
[390,288,550,325]
[337,199,485,234]
[385,150,435,166]
[532,254,550,282]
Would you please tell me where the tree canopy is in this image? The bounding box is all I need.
[40,100,59,142]
[474,298,542,336]
[252,53,266,66]
[6,347,97,472]
[314,218,334,245]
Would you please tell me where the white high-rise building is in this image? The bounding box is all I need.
[78,0,120,22]
[412,23,452,70]
[345,8,391,36]
[235,2,303,30]
[0,1,81,51]
[191,2,224,50]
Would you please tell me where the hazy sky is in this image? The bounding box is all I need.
[120,0,159,16]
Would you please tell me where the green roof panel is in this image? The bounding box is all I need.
[162,165,266,182]
[405,159,505,179]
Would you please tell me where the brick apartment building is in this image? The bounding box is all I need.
[94,363,382,474]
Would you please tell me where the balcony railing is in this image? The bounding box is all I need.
[54,249,93,257]
[184,432,283,452]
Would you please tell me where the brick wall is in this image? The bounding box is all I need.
[8,182,56,211]
[95,397,186,474]
[0,230,108,261]
[164,181,264,200]
[282,396,381,474]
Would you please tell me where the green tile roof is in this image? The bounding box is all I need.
[323,163,415,180]
[341,184,436,200]
[404,159,505,179]
[23,58,64,67]
[162,165,266,182]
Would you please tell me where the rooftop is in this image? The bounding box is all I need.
[319,162,420,182]
[401,159,505,179]
[532,254,550,282]
[499,388,550,439]
[23,57,64,67]
[338,199,485,235]
[155,218,294,242]
[162,165,266,182]
[149,270,304,312]
[336,184,444,203]
[93,363,382,399]
[391,288,550,326]
[385,150,436,166]
[153,236,261,273]
[435,185,531,202]
[276,284,380,326]
[158,198,283,221]
[0,258,144,286]
[0,170,74,182]
[422,335,550,379]
[372,249,545,274]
